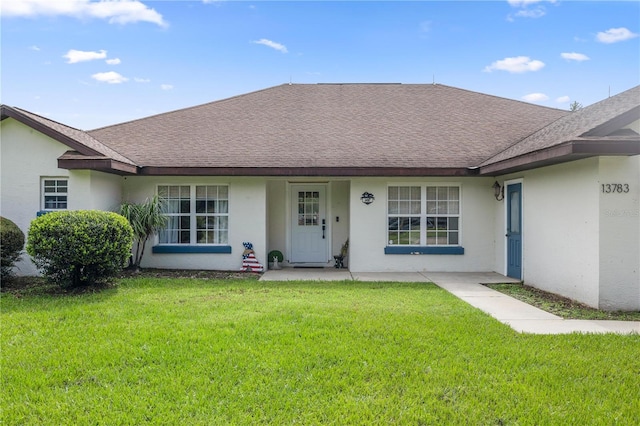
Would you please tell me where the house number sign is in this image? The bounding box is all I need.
[601,183,630,193]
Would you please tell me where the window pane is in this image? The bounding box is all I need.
[449,187,459,200]
[449,232,459,245]
[449,201,459,215]
[437,187,448,200]
[410,201,421,214]
[388,186,398,199]
[437,201,448,214]
[388,201,398,215]
[426,187,437,200]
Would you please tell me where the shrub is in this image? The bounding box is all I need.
[119,196,167,270]
[1,217,25,280]
[26,210,134,287]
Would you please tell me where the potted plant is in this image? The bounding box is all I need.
[268,250,284,270]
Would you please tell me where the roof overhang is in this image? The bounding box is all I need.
[1,106,103,157]
[136,166,479,177]
[479,138,640,176]
[58,151,138,175]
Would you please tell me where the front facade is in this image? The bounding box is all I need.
[2,84,639,310]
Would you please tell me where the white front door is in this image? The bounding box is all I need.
[290,185,328,263]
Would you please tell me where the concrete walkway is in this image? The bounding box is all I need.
[260,269,640,335]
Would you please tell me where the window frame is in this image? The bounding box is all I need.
[386,184,462,251]
[41,177,68,211]
[156,184,229,246]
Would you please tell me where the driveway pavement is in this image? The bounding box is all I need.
[260,269,640,335]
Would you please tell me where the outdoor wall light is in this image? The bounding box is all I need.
[360,191,375,205]
[492,181,504,201]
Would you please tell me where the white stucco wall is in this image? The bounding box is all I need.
[502,158,601,307]
[348,177,497,273]
[1,119,123,276]
[597,156,640,310]
[123,176,266,271]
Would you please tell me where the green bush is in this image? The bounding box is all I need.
[1,217,25,280]
[26,210,133,287]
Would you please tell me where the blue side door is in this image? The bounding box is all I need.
[506,183,522,279]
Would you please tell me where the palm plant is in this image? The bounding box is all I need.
[118,195,167,270]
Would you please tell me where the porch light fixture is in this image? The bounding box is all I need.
[492,181,504,201]
[360,191,375,205]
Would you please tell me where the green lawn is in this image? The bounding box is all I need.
[2,278,639,425]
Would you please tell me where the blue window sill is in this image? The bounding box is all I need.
[384,246,464,255]
[152,245,232,254]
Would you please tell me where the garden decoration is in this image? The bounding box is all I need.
[333,239,349,269]
[241,242,264,272]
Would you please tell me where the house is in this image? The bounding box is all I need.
[1,83,639,310]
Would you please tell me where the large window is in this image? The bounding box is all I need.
[158,185,229,245]
[388,185,460,246]
[42,178,68,210]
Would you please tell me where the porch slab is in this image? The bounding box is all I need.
[351,272,431,282]
[260,268,352,281]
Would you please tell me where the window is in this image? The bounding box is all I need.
[42,178,68,210]
[388,185,461,246]
[158,185,228,245]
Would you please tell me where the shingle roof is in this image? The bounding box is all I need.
[1,106,136,167]
[88,83,569,172]
[481,85,640,168]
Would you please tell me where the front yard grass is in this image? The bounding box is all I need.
[2,277,639,425]
[486,283,640,321]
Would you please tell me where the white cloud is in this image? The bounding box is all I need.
[134,77,151,83]
[252,38,288,53]
[92,71,128,84]
[160,84,173,90]
[419,21,432,33]
[1,0,167,27]
[522,93,549,102]
[556,96,570,103]
[29,45,41,51]
[596,27,638,44]
[483,56,545,73]
[561,52,589,62]
[106,58,121,65]
[514,7,545,18]
[63,49,107,64]
[507,0,546,5]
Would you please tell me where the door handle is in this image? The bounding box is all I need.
[322,219,326,239]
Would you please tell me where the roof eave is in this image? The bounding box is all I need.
[479,139,640,176]
[137,166,479,177]
[57,156,139,175]
[1,105,103,157]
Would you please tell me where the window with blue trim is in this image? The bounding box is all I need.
[158,185,229,245]
[388,185,461,247]
[42,178,68,210]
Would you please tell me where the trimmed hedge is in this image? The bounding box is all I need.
[1,217,25,280]
[26,210,133,287]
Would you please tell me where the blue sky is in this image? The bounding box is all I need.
[1,0,639,130]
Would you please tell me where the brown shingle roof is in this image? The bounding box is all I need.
[1,105,136,167]
[481,85,640,169]
[88,84,569,173]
